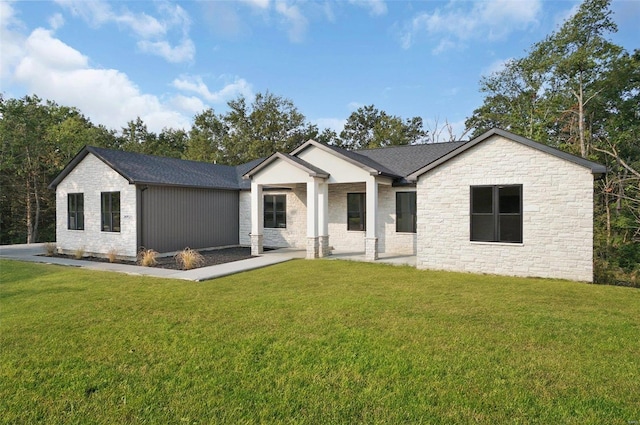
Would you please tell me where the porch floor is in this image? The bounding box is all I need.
[263,248,416,267]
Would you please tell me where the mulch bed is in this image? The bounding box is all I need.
[43,247,256,270]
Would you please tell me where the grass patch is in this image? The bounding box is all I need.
[137,248,157,267]
[1,259,639,424]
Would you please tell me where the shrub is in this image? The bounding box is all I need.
[74,247,85,260]
[44,243,56,257]
[138,248,158,267]
[107,249,118,263]
[175,247,205,270]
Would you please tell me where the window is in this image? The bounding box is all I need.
[264,194,286,228]
[347,193,366,231]
[67,193,84,230]
[396,192,417,233]
[101,192,121,232]
[470,185,522,243]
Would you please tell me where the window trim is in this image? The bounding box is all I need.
[470,185,522,243]
[347,192,366,231]
[101,191,121,233]
[264,194,286,229]
[67,193,84,230]
[396,191,417,233]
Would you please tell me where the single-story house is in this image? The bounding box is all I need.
[49,128,606,282]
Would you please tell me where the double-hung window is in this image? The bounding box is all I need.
[67,193,84,230]
[470,185,522,243]
[264,194,286,228]
[347,193,366,231]
[396,191,417,233]
[101,192,121,232]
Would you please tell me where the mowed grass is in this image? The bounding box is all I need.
[1,259,639,424]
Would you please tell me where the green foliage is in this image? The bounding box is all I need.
[339,104,428,149]
[0,95,118,244]
[2,259,639,423]
[466,0,639,284]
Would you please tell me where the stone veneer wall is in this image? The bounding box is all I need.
[239,184,307,249]
[56,154,138,259]
[240,182,417,255]
[416,136,595,282]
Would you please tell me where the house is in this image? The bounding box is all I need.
[49,128,606,282]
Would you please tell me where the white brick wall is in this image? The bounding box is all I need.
[240,182,417,255]
[416,135,595,282]
[239,185,307,249]
[56,154,138,259]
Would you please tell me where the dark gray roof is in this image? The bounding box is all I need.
[355,142,468,178]
[407,128,607,180]
[50,146,248,190]
[318,142,401,178]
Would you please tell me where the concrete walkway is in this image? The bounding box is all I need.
[0,243,305,282]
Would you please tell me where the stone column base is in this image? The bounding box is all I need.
[250,234,263,256]
[365,237,378,261]
[319,235,331,258]
[306,237,319,259]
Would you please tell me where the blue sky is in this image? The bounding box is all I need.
[1,0,638,140]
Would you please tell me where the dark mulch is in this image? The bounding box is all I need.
[42,247,256,270]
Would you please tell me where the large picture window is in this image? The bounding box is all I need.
[347,193,366,231]
[396,191,417,233]
[470,185,522,243]
[101,192,121,232]
[67,193,84,230]
[264,194,286,228]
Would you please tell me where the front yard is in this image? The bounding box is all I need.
[1,259,638,424]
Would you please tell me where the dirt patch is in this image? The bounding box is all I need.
[44,247,256,270]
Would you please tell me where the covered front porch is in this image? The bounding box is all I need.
[243,141,402,262]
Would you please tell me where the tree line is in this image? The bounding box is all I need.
[1,0,637,284]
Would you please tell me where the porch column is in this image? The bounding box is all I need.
[365,176,378,261]
[318,181,330,257]
[250,181,263,255]
[306,178,320,259]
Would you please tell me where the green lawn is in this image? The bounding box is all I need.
[1,259,639,424]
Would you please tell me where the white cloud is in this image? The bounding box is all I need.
[347,101,363,111]
[172,75,254,104]
[314,117,346,134]
[482,57,513,77]
[349,0,387,16]
[171,95,208,115]
[275,1,308,43]
[48,13,65,30]
[54,0,194,62]
[241,0,271,9]
[0,2,26,81]
[10,26,191,132]
[138,38,195,63]
[399,0,542,52]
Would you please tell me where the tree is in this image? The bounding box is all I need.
[0,95,117,244]
[183,108,227,163]
[339,105,428,150]
[222,92,317,165]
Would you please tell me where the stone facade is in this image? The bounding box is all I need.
[55,154,138,259]
[239,185,307,249]
[239,182,417,256]
[416,135,595,282]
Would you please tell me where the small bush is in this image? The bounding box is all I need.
[107,249,118,263]
[138,248,158,267]
[175,247,205,270]
[74,247,85,260]
[44,243,56,257]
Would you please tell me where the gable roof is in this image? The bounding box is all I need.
[49,146,249,190]
[243,151,330,180]
[407,128,607,181]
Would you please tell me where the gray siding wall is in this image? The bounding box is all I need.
[139,186,239,253]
